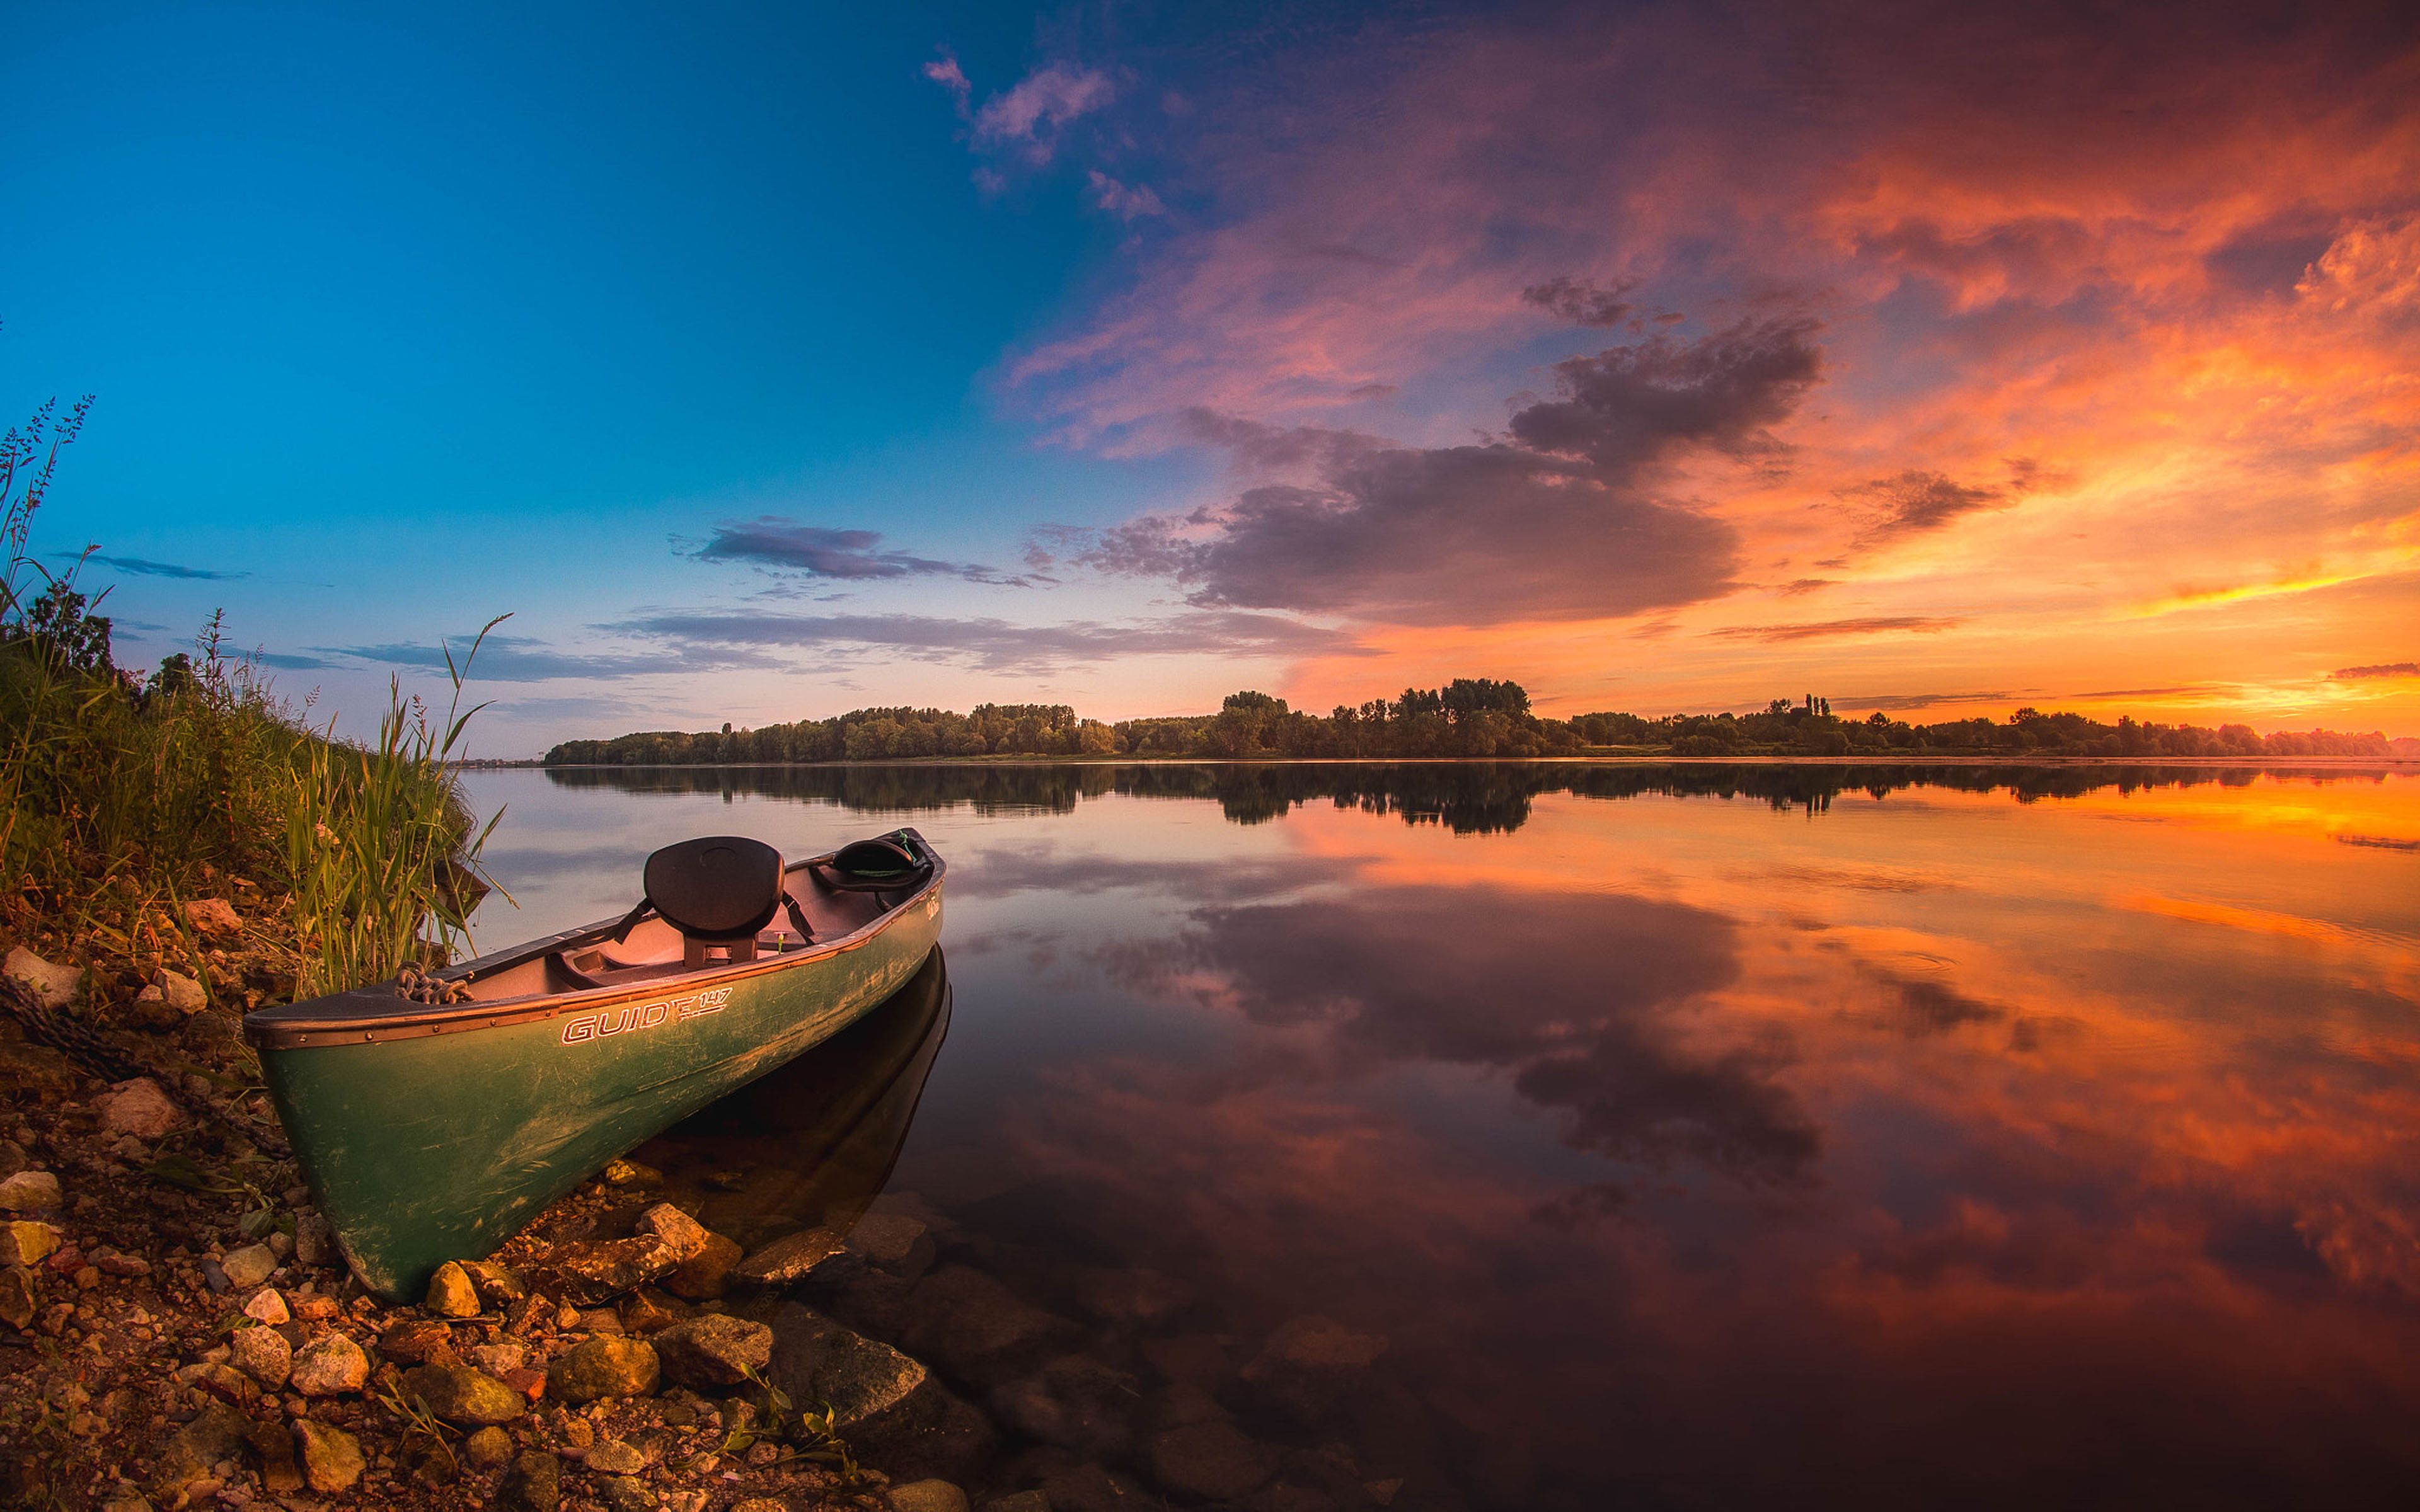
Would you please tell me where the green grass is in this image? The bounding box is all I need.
[2,382,505,1002]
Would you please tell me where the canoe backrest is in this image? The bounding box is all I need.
[643,835,785,942]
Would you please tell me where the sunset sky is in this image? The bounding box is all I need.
[4,1,2416,750]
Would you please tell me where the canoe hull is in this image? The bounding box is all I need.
[254,862,942,1300]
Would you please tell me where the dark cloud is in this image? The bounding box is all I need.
[62,552,249,581]
[1112,886,1818,1187]
[1521,275,1639,328]
[1851,965,2010,1038]
[691,518,1026,585]
[1712,616,1962,642]
[250,651,335,670]
[1836,689,2012,712]
[321,634,771,682]
[2331,662,2419,679]
[1838,469,2009,546]
[608,608,1356,673]
[1779,577,1835,596]
[950,843,1306,903]
[2065,684,2227,699]
[1077,315,1822,626]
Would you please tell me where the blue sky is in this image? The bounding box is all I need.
[6,1,2415,748]
[3,2,1219,747]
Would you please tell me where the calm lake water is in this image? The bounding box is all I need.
[458,762,2420,1510]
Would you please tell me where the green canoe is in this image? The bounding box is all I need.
[244,827,945,1300]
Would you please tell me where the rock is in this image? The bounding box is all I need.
[183,1360,259,1404]
[602,1157,660,1185]
[219,1242,277,1289]
[152,1402,249,1500]
[292,1212,337,1269]
[246,1416,305,1492]
[463,1259,527,1305]
[184,897,242,935]
[242,1288,291,1325]
[897,1266,1081,1388]
[619,1287,689,1333]
[231,1324,294,1388]
[0,1170,60,1211]
[596,1475,656,1511]
[0,1038,77,1097]
[1141,1333,1231,1389]
[0,1221,59,1268]
[461,1424,514,1472]
[662,1231,742,1300]
[0,1140,21,1180]
[890,1479,971,1512]
[426,1260,481,1317]
[96,1078,182,1140]
[989,1354,1143,1458]
[533,1237,677,1304]
[3,947,80,1009]
[289,1332,371,1395]
[635,1202,710,1261]
[293,1419,366,1491]
[402,1361,525,1424]
[844,1211,928,1267]
[1238,1316,1388,1424]
[577,1307,625,1334]
[847,1375,1000,1488]
[732,1225,845,1286]
[379,1319,458,1364]
[984,1494,1053,1512]
[584,1438,649,1475]
[1040,1462,1152,1512]
[469,1341,528,1377]
[1149,1421,1278,1501]
[0,1264,36,1328]
[1071,1267,1196,1330]
[771,1303,928,1428]
[497,1449,561,1512]
[546,1335,660,1402]
[159,969,207,1013]
[653,1312,773,1387]
[1147,1382,1228,1431]
[730,1502,790,1512]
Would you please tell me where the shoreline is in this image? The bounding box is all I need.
[514,753,2420,770]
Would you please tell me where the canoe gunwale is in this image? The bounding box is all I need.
[242,827,942,1051]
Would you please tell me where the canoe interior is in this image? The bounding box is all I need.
[468,859,893,1001]
[245,828,941,1046]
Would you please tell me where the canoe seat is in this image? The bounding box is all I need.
[613,835,815,968]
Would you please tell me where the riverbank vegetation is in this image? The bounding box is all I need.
[544,684,2405,766]
[0,387,498,998]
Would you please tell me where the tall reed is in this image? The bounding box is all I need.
[284,617,511,998]
[3,370,509,999]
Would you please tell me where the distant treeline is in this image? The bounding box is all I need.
[542,680,2404,765]
[546,759,2406,834]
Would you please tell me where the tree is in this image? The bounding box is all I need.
[20,580,113,674]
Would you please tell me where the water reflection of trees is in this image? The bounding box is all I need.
[544,759,2392,831]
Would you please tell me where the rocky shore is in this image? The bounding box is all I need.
[1,922,1436,1512]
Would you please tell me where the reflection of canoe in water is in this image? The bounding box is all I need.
[634,946,952,1251]
[243,829,945,1300]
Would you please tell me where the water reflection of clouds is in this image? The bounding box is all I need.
[466,765,2420,1503]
